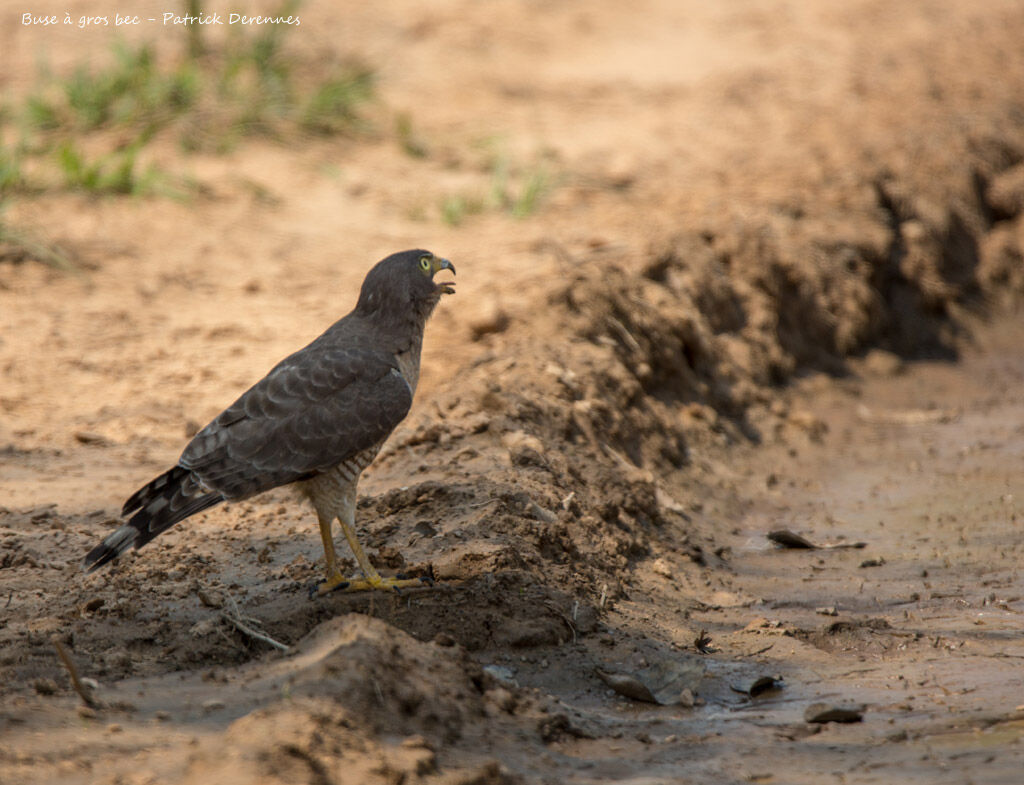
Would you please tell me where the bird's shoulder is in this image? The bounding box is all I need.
[199,315,409,435]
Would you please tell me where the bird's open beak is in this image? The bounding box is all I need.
[432,257,456,295]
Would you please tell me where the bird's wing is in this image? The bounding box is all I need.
[179,345,413,499]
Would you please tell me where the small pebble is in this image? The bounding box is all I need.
[804,702,864,724]
[31,678,58,696]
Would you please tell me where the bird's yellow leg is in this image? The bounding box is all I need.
[314,502,431,596]
[314,510,350,594]
[338,511,381,583]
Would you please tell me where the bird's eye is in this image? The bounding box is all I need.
[419,255,432,271]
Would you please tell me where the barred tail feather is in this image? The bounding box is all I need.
[84,466,223,573]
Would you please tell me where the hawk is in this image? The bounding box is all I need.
[83,249,456,595]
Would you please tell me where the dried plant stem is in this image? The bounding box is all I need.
[51,635,100,708]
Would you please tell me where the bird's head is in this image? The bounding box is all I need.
[355,249,456,320]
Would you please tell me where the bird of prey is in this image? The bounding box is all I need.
[83,249,456,595]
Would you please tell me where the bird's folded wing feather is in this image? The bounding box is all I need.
[179,346,413,499]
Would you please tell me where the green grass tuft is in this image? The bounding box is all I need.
[302,69,374,135]
[440,193,485,227]
[437,151,554,225]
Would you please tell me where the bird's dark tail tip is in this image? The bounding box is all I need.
[83,466,222,573]
[83,525,138,573]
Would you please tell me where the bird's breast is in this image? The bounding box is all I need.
[394,338,423,395]
[302,445,382,504]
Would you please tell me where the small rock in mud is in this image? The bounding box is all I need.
[502,430,547,468]
[767,530,818,549]
[538,713,590,743]
[81,597,105,613]
[31,678,58,695]
[196,588,223,608]
[804,702,864,724]
[595,656,705,705]
[730,675,784,698]
[413,520,438,539]
[74,431,110,446]
[483,664,518,687]
[862,349,906,377]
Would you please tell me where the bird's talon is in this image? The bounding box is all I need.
[310,571,435,596]
[310,575,353,598]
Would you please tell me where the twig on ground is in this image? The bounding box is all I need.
[694,629,715,654]
[856,404,960,425]
[606,316,642,353]
[51,635,101,708]
[221,595,289,652]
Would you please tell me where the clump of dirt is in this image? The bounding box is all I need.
[255,615,489,741]
[183,615,527,785]
[185,699,522,785]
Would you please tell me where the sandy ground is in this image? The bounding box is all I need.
[3,1,1024,783]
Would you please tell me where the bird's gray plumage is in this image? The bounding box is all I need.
[84,249,454,573]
